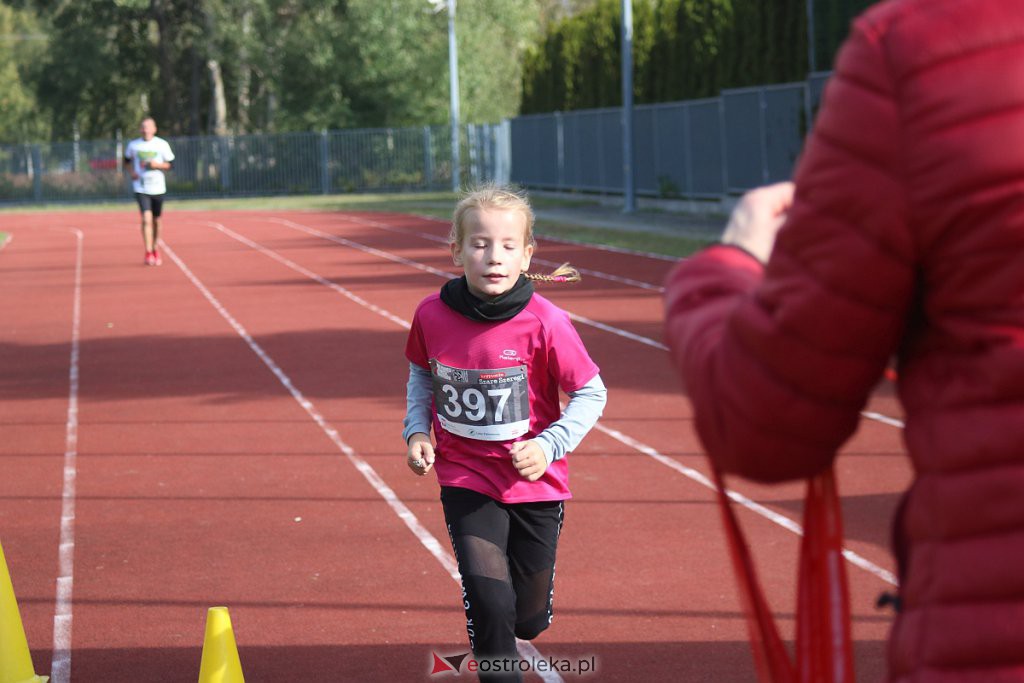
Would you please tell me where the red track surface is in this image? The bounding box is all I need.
[0,209,911,682]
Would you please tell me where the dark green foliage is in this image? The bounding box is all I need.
[2,0,875,142]
[4,0,540,142]
[814,0,875,70]
[520,0,880,114]
[34,1,155,139]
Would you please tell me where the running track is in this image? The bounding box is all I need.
[0,209,911,681]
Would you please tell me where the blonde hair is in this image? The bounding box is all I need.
[450,184,580,283]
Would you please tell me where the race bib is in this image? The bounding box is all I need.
[140,171,160,192]
[137,150,163,193]
[430,359,530,441]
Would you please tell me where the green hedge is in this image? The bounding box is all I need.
[521,0,876,114]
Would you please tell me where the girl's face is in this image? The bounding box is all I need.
[451,207,534,300]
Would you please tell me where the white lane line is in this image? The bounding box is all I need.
[267,216,904,428]
[162,241,453,575]
[334,216,664,292]
[50,227,84,683]
[538,258,662,292]
[530,234,683,262]
[860,411,905,429]
[201,222,412,330]
[592,422,898,587]
[267,217,454,279]
[568,312,667,350]
[407,213,684,262]
[205,220,897,588]
[163,239,559,679]
[267,217,670,352]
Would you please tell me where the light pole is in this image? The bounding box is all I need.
[621,0,636,213]
[806,0,817,72]
[446,0,461,191]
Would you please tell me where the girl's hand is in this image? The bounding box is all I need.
[406,433,435,476]
[510,440,548,481]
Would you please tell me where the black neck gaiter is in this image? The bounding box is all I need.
[440,275,534,322]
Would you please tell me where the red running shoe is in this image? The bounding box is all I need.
[152,249,162,266]
[144,251,156,266]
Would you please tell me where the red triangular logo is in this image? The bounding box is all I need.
[431,652,457,674]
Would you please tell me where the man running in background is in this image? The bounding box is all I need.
[124,116,174,266]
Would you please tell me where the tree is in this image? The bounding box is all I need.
[13,0,550,141]
[333,0,443,128]
[342,0,541,127]
[0,3,48,142]
[33,1,152,139]
[10,0,876,142]
[455,0,541,123]
[520,0,879,114]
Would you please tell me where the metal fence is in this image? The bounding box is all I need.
[0,122,510,204]
[511,75,830,198]
[1,72,833,205]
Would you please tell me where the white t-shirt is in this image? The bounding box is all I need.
[125,136,175,195]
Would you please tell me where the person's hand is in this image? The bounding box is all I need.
[406,433,435,476]
[720,181,795,263]
[509,440,548,481]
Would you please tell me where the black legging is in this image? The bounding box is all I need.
[441,486,564,682]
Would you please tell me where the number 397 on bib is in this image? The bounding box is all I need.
[430,359,530,441]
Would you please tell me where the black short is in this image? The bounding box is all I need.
[135,193,165,217]
[440,485,564,669]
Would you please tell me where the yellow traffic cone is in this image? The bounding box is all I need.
[197,607,244,683]
[0,540,48,683]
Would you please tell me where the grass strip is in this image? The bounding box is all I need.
[0,192,716,258]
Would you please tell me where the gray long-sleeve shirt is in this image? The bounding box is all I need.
[403,362,606,464]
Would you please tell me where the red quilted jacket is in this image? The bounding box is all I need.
[663,1,1024,680]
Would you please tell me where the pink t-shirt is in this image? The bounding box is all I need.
[405,292,600,503]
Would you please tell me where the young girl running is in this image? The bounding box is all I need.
[403,185,607,680]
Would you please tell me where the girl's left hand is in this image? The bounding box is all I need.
[510,440,548,481]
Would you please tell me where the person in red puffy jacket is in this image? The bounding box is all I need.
[663,0,1024,680]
